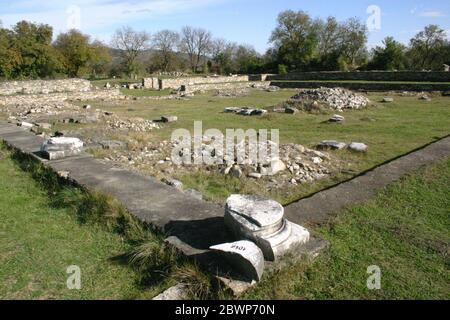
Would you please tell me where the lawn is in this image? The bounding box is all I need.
[243,157,450,300]
[0,147,165,300]
[84,89,450,204]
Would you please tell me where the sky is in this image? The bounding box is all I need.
[0,0,449,53]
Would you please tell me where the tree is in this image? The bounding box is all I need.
[408,25,447,70]
[369,37,406,70]
[54,29,93,77]
[269,10,320,71]
[10,21,62,78]
[233,44,263,74]
[210,38,236,74]
[179,26,212,73]
[0,26,21,78]
[339,18,368,69]
[88,40,112,77]
[152,30,180,72]
[111,26,150,77]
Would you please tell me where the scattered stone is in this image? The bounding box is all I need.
[35,122,52,129]
[268,159,287,175]
[316,140,347,150]
[41,137,84,160]
[98,140,125,150]
[230,165,243,178]
[104,82,111,89]
[161,115,178,123]
[285,107,299,114]
[382,97,394,103]
[162,178,183,190]
[329,114,345,123]
[420,95,431,101]
[83,104,91,109]
[210,240,265,281]
[152,283,189,300]
[19,121,33,128]
[224,107,242,113]
[248,173,262,179]
[349,142,368,152]
[57,171,70,179]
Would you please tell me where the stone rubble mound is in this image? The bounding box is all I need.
[105,115,160,132]
[215,88,250,97]
[289,87,370,111]
[224,107,268,116]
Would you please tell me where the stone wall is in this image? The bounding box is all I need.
[0,79,92,96]
[142,77,160,89]
[268,71,450,82]
[248,74,274,81]
[182,81,270,94]
[0,89,124,107]
[271,81,450,92]
[160,75,249,90]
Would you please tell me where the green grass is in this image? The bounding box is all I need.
[120,88,173,97]
[0,146,206,300]
[243,158,450,300]
[271,80,450,84]
[86,90,450,204]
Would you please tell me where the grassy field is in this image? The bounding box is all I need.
[120,88,173,97]
[243,157,450,300]
[84,89,450,204]
[0,146,192,300]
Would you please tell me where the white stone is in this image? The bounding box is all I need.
[349,142,368,152]
[41,137,83,160]
[317,140,347,150]
[269,159,286,175]
[19,121,33,128]
[210,240,264,281]
[225,194,284,238]
[152,283,189,300]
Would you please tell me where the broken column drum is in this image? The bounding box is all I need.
[224,194,310,261]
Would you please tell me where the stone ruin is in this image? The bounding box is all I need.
[211,194,310,281]
[283,87,370,112]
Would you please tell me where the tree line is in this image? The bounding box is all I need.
[0,10,449,80]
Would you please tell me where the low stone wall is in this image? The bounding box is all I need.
[0,79,92,96]
[182,81,269,94]
[142,77,160,89]
[0,89,124,107]
[160,75,249,90]
[249,74,274,81]
[271,81,450,92]
[268,71,450,82]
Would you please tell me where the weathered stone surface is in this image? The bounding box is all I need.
[41,137,83,160]
[329,114,345,123]
[285,107,299,114]
[382,97,394,103]
[152,283,189,300]
[0,79,91,96]
[420,95,431,101]
[289,87,370,111]
[162,177,183,189]
[161,115,178,123]
[225,195,284,237]
[316,140,347,150]
[349,142,368,152]
[210,240,264,281]
[269,159,287,175]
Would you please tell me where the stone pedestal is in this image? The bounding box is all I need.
[224,195,310,261]
[41,137,83,160]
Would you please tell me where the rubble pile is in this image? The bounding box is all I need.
[287,87,370,111]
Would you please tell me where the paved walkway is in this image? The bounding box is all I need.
[285,135,450,227]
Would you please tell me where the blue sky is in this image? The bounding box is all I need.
[1,0,449,53]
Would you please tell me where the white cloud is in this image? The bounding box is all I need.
[0,0,227,39]
[419,10,446,17]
